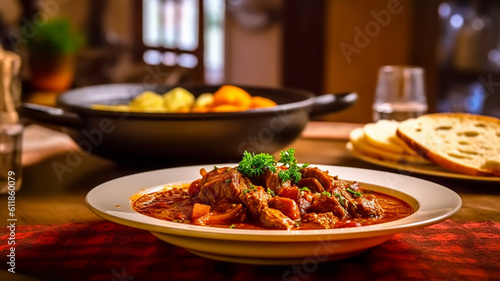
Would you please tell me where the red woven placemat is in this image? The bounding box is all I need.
[1,220,499,281]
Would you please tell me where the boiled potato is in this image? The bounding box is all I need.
[91,104,130,112]
[129,91,166,112]
[195,93,214,107]
[163,87,195,112]
[92,86,277,113]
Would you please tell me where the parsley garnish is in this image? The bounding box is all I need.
[347,188,362,197]
[229,224,236,229]
[278,148,297,166]
[214,165,218,170]
[277,148,309,184]
[299,187,310,192]
[267,188,275,197]
[237,148,308,184]
[334,193,346,207]
[237,151,277,178]
[225,178,232,183]
[321,191,332,197]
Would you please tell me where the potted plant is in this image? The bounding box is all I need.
[26,19,84,92]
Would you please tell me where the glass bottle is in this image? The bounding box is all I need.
[0,47,23,193]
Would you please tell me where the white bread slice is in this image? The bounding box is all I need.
[396,113,500,176]
[349,128,431,165]
[363,120,419,155]
[482,154,500,175]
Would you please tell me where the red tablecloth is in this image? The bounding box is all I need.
[1,220,499,281]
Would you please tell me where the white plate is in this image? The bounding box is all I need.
[86,164,461,265]
[347,142,500,182]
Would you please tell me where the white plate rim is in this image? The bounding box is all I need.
[347,142,500,182]
[86,164,462,242]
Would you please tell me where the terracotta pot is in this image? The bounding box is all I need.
[29,52,75,92]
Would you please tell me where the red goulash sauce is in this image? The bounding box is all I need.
[132,184,414,230]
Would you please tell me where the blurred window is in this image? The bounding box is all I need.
[141,0,224,83]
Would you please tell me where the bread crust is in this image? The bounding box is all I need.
[349,128,430,165]
[396,113,500,177]
[396,128,493,176]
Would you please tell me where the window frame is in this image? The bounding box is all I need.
[132,0,205,83]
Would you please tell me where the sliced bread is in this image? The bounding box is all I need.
[396,113,500,176]
[363,120,419,156]
[349,127,431,165]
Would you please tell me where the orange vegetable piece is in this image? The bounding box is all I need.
[191,106,210,113]
[192,203,211,219]
[176,106,191,113]
[250,96,277,108]
[212,85,252,110]
[212,104,246,112]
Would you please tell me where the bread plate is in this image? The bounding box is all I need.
[347,142,500,182]
[86,163,461,265]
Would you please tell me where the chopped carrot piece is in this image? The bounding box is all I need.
[212,104,246,112]
[212,85,252,110]
[250,96,277,108]
[192,203,211,219]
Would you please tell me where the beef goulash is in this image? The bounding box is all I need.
[133,149,413,230]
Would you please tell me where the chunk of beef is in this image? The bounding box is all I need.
[239,185,269,215]
[301,167,384,219]
[352,193,384,218]
[275,186,313,216]
[301,167,333,191]
[300,212,339,229]
[330,181,383,219]
[268,197,300,220]
[197,167,251,205]
[258,167,292,193]
[259,207,294,230]
[260,169,280,192]
[276,186,300,201]
[301,167,354,198]
[348,181,361,192]
[298,197,312,215]
[296,189,314,215]
[326,177,350,193]
[308,193,349,220]
[329,181,357,217]
[238,185,295,229]
[298,177,325,193]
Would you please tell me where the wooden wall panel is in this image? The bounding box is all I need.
[282,0,326,95]
[322,0,415,123]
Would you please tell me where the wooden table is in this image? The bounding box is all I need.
[7,124,500,225]
[1,122,499,280]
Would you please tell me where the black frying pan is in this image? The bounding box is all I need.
[21,84,357,163]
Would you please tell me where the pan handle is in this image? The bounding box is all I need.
[20,103,84,128]
[309,92,358,119]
